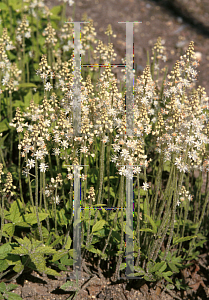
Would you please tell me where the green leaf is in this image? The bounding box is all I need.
[168,262,179,273]
[34,246,56,255]
[18,83,37,89]
[92,220,106,233]
[4,292,23,300]
[5,284,19,292]
[0,119,9,133]
[14,237,32,251]
[144,214,157,234]
[144,274,156,282]
[60,281,79,292]
[10,246,29,256]
[112,230,121,243]
[8,0,22,10]
[173,236,197,245]
[147,261,155,273]
[32,92,39,104]
[3,223,15,237]
[116,251,124,256]
[64,236,72,250]
[44,267,62,277]
[7,201,21,223]
[60,254,72,266]
[50,5,62,16]
[162,271,173,283]
[57,209,68,225]
[152,261,166,273]
[52,250,68,262]
[50,235,63,248]
[134,266,145,275]
[24,90,32,108]
[68,249,73,258]
[88,247,97,254]
[24,213,48,225]
[23,214,39,225]
[119,263,126,271]
[0,282,7,293]
[166,284,175,290]
[140,228,154,233]
[30,253,46,273]
[0,259,9,272]
[0,3,9,10]
[13,261,24,273]
[0,243,12,259]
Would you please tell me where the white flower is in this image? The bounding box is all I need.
[54,134,61,143]
[44,82,53,91]
[80,146,88,153]
[25,31,31,38]
[63,45,70,52]
[55,195,60,204]
[39,163,48,173]
[68,0,74,6]
[61,140,68,149]
[142,182,150,191]
[34,150,45,160]
[121,148,129,158]
[2,77,9,86]
[111,154,118,163]
[53,148,60,156]
[102,136,109,144]
[67,173,73,180]
[28,125,33,131]
[133,166,141,174]
[17,125,23,133]
[27,159,35,169]
[16,35,22,42]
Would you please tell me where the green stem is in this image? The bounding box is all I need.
[35,156,43,241]
[86,134,106,249]
[18,135,25,210]
[54,187,58,235]
[135,172,141,267]
[151,153,163,218]
[0,195,5,244]
[113,164,125,280]
[178,198,190,255]
[26,153,35,214]
[22,35,25,83]
[187,188,209,258]
[39,167,43,209]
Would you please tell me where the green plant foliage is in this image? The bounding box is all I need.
[0,282,23,300]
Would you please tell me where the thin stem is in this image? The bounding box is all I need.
[35,155,43,241]
[0,195,5,244]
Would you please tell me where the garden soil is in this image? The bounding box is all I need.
[3,0,209,299]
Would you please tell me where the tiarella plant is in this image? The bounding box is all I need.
[0,0,209,298]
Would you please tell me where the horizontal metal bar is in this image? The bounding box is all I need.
[81,64,126,67]
[81,207,126,210]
